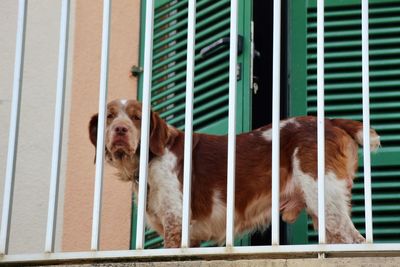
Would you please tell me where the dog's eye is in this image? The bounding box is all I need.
[107,113,115,119]
[131,115,141,121]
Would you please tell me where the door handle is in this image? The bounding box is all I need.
[200,35,243,58]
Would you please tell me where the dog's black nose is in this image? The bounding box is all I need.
[115,125,128,135]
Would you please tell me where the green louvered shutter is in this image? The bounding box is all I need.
[131,0,252,249]
[289,0,400,244]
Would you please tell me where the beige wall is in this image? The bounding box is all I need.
[0,0,140,254]
[0,0,73,253]
[62,0,140,251]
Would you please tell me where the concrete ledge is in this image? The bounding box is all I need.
[41,257,400,267]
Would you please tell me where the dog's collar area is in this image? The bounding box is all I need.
[134,171,139,184]
[133,171,150,195]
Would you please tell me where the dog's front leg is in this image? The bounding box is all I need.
[149,153,183,248]
[162,212,182,248]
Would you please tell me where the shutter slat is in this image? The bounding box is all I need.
[308,69,400,81]
[308,48,400,60]
[154,1,229,40]
[308,27,400,40]
[154,75,228,112]
[192,106,229,126]
[144,235,164,248]
[153,3,229,50]
[163,92,229,124]
[374,124,400,131]
[353,216,400,224]
[154,5,189,31]
[151,51,229,92]
[352,205,400,212]
[379,135,400,143]
[155,0,216,29]
[307,80,400,91]
[305,113,400,121]
[161,85,228,119]
[154,0,187,21]
[307,58,400,70]
[153,21,229,62]
[307,16,400,29]
[308,91,400,102]
[307,37,400,50]
[154,18,188,41]
[153,29,229,73]
[307,5,400,19]
[152,62,229,103]
[168,103,228,126]
[352,193,400,201]
[308,102,400,113]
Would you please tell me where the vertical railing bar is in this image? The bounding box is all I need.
[181,0,196,249]
[45,0,70,253]
[135,0,155,250]
[91,0,112,251]
[362,0,373,244]
[317,0,326,245]
[271,0,281,246]
[225,0,238,248]
[0,0,27,255]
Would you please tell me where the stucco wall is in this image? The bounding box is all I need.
[0,0,139,254]
[62,0,140,251]
[0,0,74,253]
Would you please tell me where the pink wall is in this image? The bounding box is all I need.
[62,0,140,251]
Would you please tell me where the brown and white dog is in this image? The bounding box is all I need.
[89,99,380,247]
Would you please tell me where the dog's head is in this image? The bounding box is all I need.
[89,99,170,169]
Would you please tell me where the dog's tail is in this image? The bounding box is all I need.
[330,118,381,152]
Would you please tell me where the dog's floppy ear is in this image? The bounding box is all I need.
[89,113,99,147]
[150,111,169,156]
[89,114,99,163]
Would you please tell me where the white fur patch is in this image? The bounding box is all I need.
[280,117,300,128]
[292,148,350,215]
[370,134,381,152]
[291,148,363,243]
[356,129,381,152]
[191,191,227,244]
[191,191,274,244]
[262,129,273,141]
[146,150,182,231]
[120,99,128,106]
[262,118,300,141]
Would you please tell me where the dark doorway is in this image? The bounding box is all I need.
[250,0,288,246]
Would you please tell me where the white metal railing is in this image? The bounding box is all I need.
[226,0,238,248]
[1,0,400,264]
[91,0,111,251]
[0,0,28,255]
[361,0,373,244]
[181,0,196,249]
[45,0,71,253]
[135,0,155,250]
[271,0,281,246]
[317,0,326,248]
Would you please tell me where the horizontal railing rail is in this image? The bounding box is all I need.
[0,0,399,264]
[1,243,400,264]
